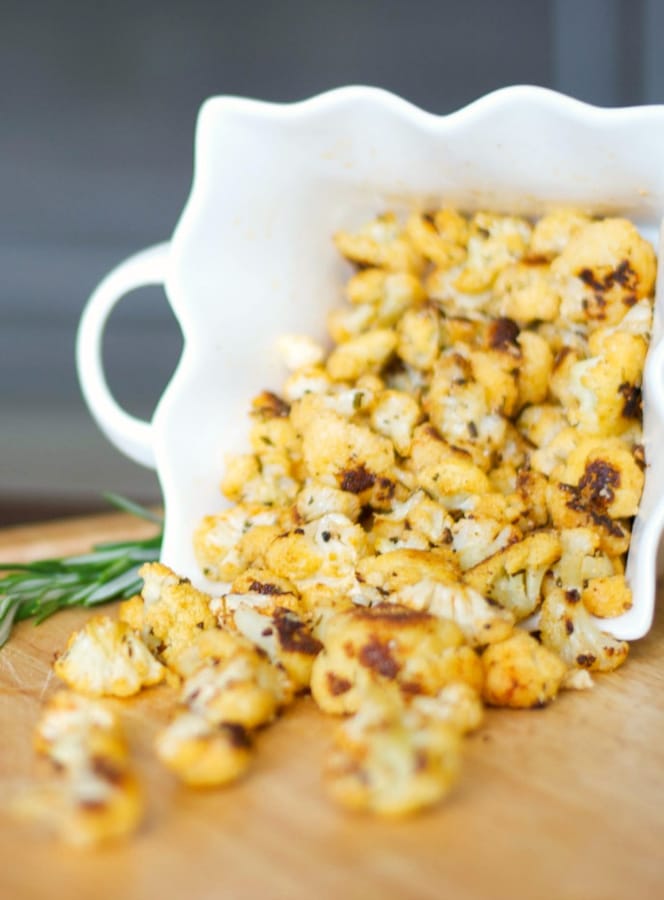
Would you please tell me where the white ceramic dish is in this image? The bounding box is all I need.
[77,84,664,641]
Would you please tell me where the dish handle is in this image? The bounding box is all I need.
[76,242,170,469]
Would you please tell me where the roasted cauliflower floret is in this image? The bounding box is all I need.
[276,333,325,371]
[333,212,422,273]
[138,562,216,668]
[53,615,164,698]
[451,516,520,570]
[581,574,632,618]
[193,504,281,582]
[552,218,656,328]
[396,305,441,371]
[529,208,592,258]
[540,587,629,671]
[406,681,484,735]
[346,268,426,322]
[155,713,253,788]
[547,527,618,596]
[324,688,461,816]
[369,389,422,455]
[326,328,397,382]
[492,262,560,324]
[311,603,481,715]
[356,548,458,593]
[481,630,567,708]
[516,330,555,408]
[452,212,532,293]
[405,212,467,269]
[464,531,562,620]
[394,576,515,647]
[21,692,142,847]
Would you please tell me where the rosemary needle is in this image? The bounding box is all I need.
[0,494,163,649]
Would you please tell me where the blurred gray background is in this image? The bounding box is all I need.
[2,0,664,525]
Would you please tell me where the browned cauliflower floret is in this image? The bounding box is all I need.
[529,208,592,258]
[193,504,281,581]
[295,480,361,523]
[310,603,481,715]
[481,630,567,708]
[369,389,422,455]
[333,212,423,272]
[517,404,568,453]
[138,562,216,669]
[155,713,253,788]
[326,328,397,382]
[516,330,554,408]
[53,615,164,697]
[346,267,426,322]
[324,687,461,816]
[233,605,322,691]
[394,576,515,647]
[18,692,142,847]
[371,490,453,551]
[581,574,632,618]
[405,212,467,269]
[356,548,458,593]
[551,218,656,328]
[540,587,629,671]
[451,212,532,294]
[396,305,441,371]
[464,531,562,620]
[492,262,560,324]
[451,515,520,570]
[221,566,303,620]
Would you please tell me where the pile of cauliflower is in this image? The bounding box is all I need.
[26,207,656,842]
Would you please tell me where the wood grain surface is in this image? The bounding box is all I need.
[1,513,663,900]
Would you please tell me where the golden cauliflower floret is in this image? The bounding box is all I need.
[117,594,146,632]
[540,587,629,671]
[326,328,397,382]
[301,408,395,491]
[138,562,216,668]
[193,504,281,582]
[333,212,423,273]
[296,480,361,523]
[369,389,422,455]
[405,212,467,269]
[529,208,592,258]
[23,692,142,847]
[373,490,453,547]
[546,481,632,557]
[346,267,426,321]
[418,455,493,509]
[396,305,441,371]
[563,334,646,436]
[547,527,617,594]
[516,330,554,408]
[552,218,656,328]
[451,515,520,570]
[394,577,515,647]
[481,630,567,708]
[581,574,632,618]
[53,615,164,698]
[180,644,291,728]
[492,262,560,324]
[282,364,334,402]
[356,548,458,593]
[469,347,519,417]
[517,404,568,451]
[220,453,260,501]
[233,605,322,691]
[324,691,462,817]
[310,603,481,716]
[222,566,303,619]
[327,302,377,342]
[453,212,532,293]
[529,426,581,477]
[155,713,253,788]
[407,682,484,735]
[556,438,645,519]
[464,531,562,620]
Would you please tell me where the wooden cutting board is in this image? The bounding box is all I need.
[1,513,663,900]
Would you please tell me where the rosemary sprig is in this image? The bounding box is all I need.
[0,494,163,649]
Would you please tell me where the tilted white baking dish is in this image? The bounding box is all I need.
[77,84,664,640]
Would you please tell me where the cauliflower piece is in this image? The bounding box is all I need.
[552,218,656,328]
[193,504,281,581]
[464,531,562,620]
[406,681,484,735]
[21,692,142,847]
[283,364,334,403]
[300,408,395,492]
[155,713,252,788]
[540,587,629,671]
[324,688,461,816]
[346,268,426,321]
[546,480,632,557]
[554,437,645,519]
[333,212,423,272]
[394,577,515,647]
[581,574,632,618]
[470,347,520,418]
[221,566,303,619]
[276,333,325,371]
[516,330,554,408]
[180,641,292,728]
[529,208,592,258]
[492,262,560,324]
[431,207,470,246]
[233,605,322,691]
[396,305,441,371]
[356,548,458,593]
[53,615,164,698]
[481,630,567,708]
[405,213,467,269]
[326,328,397,382]
[296,480,361,523]
[373,490,453,547]
[517,404,568,451]
[369,389,422,455]
[453,212,532,293]
[327,302,377,342]
[547,527,617,594]
[529,426,581,477]
[138,563,216,669]
[310,603,481,715]
[451,516,520,570]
